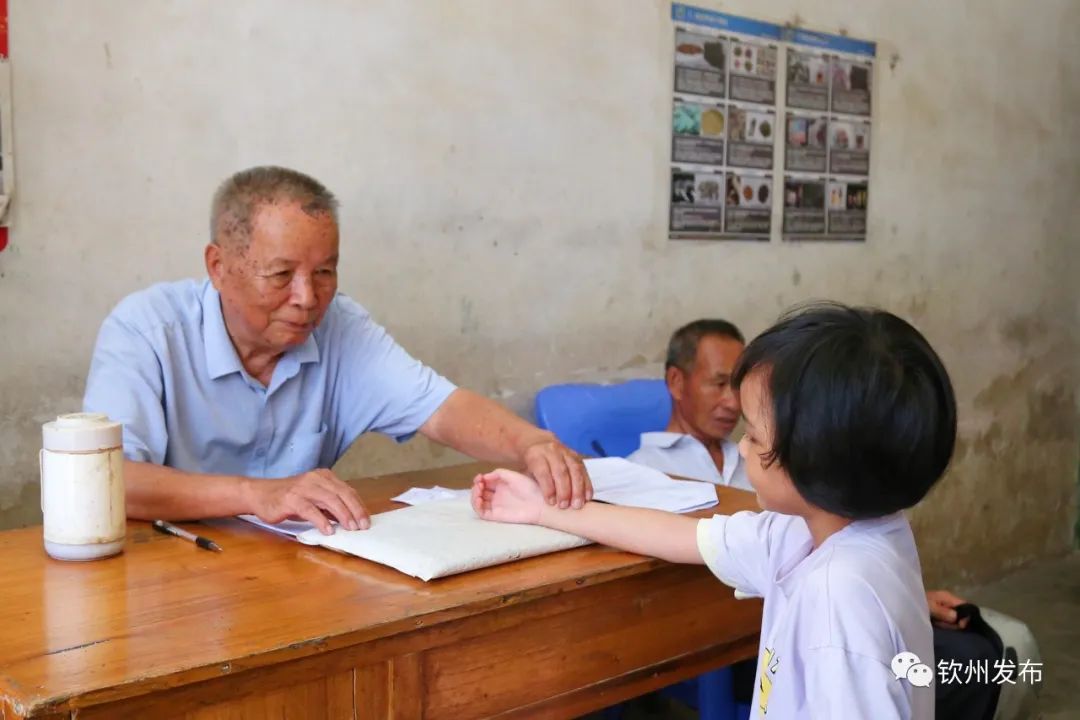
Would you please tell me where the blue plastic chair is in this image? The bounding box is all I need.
[534,380,751,720]
[534,379,671,458]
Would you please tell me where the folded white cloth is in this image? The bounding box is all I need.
[298,497,590,581]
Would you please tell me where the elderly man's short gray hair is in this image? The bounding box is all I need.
[665,319,745,373]
[210,166,339,250]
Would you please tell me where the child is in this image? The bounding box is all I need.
[472,303,955,719]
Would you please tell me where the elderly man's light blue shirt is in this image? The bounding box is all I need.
[84,279,456,478]
[627,432,751,491]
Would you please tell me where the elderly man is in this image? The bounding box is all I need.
[627,319,752,490]
[83,166,589,535]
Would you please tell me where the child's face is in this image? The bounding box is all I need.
[737,370,806,514]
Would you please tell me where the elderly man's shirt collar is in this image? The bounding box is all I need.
[629,431,750,490]
[638,431,694,450]
[202,282,320,388]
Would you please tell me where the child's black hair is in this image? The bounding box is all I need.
[732,303,956,519]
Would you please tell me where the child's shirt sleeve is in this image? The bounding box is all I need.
[695,511,809,598]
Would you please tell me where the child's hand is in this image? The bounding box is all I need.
[927,589,969,630]
[471,469,546,525]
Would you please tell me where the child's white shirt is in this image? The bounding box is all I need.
[697,511,935,719]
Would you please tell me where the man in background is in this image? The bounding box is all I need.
[628,319,751,490]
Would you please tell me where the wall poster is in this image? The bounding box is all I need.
[670,4,875,242]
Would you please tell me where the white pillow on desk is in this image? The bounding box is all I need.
[301,497,591,581]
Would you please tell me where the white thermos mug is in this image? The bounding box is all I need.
[40,413,126,561]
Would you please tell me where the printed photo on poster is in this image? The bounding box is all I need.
[828,121,870,174]
[728,41,778,104]
[783,179,826,235]
[827,180,868,235]
[671,170,725,234]
[724,172,771,235]
[672,100,726,165]
[785,114,827,173]
[830,60,872,115]
[674,30,727,98]
[727,106,774,169]
[786,50,829,111]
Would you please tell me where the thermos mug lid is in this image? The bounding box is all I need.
[42,413,122,453]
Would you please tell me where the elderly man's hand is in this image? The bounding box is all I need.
[245,469,370,535]
[927,589,969,630]
[522,439,592,509]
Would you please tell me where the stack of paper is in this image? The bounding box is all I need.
[585,457,719,513]
[237,516,315,539]
[388,460,719,513]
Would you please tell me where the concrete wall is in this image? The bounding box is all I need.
[1,0,1076,585]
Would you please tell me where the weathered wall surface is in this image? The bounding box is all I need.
[2,0,1076,585]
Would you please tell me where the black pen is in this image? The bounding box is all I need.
[152,520,223,552]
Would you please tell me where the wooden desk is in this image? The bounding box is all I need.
[0,463,762,719]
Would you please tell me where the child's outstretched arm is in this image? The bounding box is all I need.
[472,468,704,565]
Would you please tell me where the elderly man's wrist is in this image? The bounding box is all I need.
[518,430,558,458]
[237,476,258,511]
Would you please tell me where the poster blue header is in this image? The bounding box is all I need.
[785,28,876,57]
[672,3,875,57]
[671,3,781,40]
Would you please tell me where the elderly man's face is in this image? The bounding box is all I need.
[207,200,339,356]
[668,334,745,442]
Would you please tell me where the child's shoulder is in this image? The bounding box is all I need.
[721,510,813,560]
[794,517,930,660]
[743,510,811,541]
[828,512,922,579]
[811,515,923,603]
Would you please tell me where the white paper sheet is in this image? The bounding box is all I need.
[391,485,471,505]
[237,515,316,539]
[585,457,719,513]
